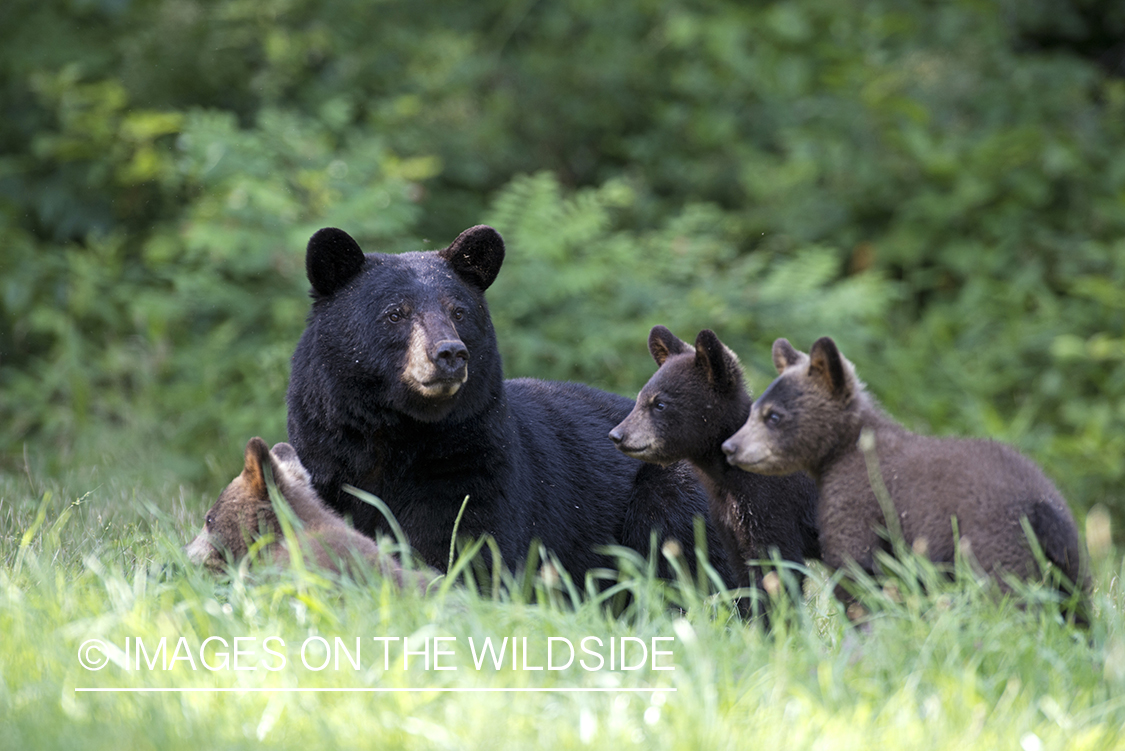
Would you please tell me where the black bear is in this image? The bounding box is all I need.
[722,337,1089,610]
[609,326,820,604]
[286,225,733,584]
[186,437,421,587]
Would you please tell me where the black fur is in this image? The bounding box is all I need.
[610,326,820,599]
[287,227,733,583]
[306,227,366,298]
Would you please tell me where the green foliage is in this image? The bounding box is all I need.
[2,93,426,478]
[2,0,1124,530]
[486,172,896,395]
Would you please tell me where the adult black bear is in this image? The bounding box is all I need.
[286,225,732,584]
[609,326,819,601]
[722,336,1089,613]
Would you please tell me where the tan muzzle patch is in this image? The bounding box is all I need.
[402,320,468,397]
[185,531,216,566]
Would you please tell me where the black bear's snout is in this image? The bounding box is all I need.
[433,339,469,376]
[608,427,624,445]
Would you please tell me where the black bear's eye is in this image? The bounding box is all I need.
[452,307,465,322]
[387,309,404,323]
[765,410,782,427]
[653,400,667,412]
[205,514,214,528]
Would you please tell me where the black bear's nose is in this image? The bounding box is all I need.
[434,340,469,371]
[608,428,623,445]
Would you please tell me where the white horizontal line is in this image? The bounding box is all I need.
[75,687,675,693]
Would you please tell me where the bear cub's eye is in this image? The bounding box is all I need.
[387,309,405,323]
[653,399,667,412]
[765,410,782,427]
[205,514,214,528]
[452,307,465,322]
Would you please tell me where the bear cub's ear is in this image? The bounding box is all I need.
[648,325,691,366]
[808,337,851,398]
[243,437,272,499]
[306,228,366,298]
[694,329,739,392]
[771,338,804,373]
[440,225,505,292]
[269,442,312,485]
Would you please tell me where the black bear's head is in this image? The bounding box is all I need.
[609,326,749,465]
[300,226,506,423]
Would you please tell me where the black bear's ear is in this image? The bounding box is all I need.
[808,337,850,398]
[771,338,803,373]
[306,228,365,298]
[694,330,740,392]
[243,437,272,499]
[648,325,691,366]
[440,225,505,292]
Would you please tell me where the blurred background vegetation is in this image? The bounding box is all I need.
[1,0,1124,535]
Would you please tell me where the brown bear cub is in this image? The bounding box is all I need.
[609,326,820,605]
[186,437,415,585]
[722,336,1089,610]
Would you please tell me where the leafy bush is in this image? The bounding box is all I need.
[1,90,428,479]
[2,0,1124,532]
[486,172,895,395]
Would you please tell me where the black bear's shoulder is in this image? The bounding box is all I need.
[506,377,633,419]
[508,377,639,413]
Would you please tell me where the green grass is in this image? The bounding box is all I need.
[2,458,1124,751]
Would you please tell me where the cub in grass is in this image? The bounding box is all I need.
[186,437,418,585]
[722,336,1089,612]
[609,326,820,603]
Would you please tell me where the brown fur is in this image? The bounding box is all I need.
[722,337,1089,605]
[610,327,820,602]
[186,437,425,588]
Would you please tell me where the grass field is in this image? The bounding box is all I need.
[2,452,1124,751]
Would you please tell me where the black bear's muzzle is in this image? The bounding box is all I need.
[433,339,469,378]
